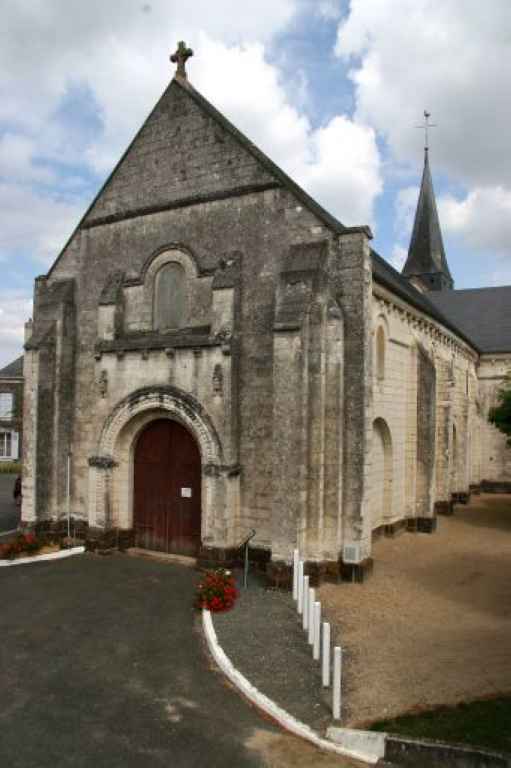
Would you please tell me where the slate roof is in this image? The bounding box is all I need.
[429,287,511,354]
[0,355,23,378]
[371,252,479,350]
[402,150,453,286]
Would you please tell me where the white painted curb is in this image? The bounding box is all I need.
[202,609,378,765]
[327,726,386,762]
[0,546,86,567]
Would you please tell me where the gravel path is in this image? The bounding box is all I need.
[213,571,335,735]
[319,494,511,727]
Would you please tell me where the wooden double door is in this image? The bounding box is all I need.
[133,419,202,556]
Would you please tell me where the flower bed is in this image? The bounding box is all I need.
[196,568,238,612]
[0,533,57,561]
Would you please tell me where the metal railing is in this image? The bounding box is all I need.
[237,528,256,588]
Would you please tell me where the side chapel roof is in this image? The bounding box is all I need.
[429,286,511,354]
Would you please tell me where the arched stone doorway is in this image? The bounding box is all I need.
[133,419,202,555]
[88,386,235,553]
[370,417,393,529]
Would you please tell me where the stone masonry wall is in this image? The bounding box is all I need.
[30,73,371,566]
[371,284,481,526]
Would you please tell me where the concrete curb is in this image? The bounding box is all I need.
[384,733,511,768]
[328,726,386,763]
[201,609,378,765]
[0,546,86,567]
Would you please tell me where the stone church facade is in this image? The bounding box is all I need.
[21,49,511,581]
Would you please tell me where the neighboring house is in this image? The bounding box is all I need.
[20,46,511,580]
[0,356,23,463]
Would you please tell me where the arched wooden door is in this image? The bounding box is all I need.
[133,419,202,556]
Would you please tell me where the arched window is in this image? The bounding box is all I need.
[376,325,385,381]
[154,263,185,331]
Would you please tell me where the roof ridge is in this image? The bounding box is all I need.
[174,77,357,237]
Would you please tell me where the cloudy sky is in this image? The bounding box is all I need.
[1,0,510,366]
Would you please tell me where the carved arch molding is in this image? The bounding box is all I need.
[87,387,231,544]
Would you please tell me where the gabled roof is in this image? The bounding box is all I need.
[402,149,453,287]
[429,286,511,354]
[44,72,485,353]
[0,355,23,379]
[48,75,370,277]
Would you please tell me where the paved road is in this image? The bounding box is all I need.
[0,473,19,533]
[1,554,359,768]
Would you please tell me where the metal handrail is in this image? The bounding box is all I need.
[238,529,256,588]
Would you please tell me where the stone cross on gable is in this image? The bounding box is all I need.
[171,41,193,79]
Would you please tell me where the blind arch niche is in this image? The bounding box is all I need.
[154,262,186,331]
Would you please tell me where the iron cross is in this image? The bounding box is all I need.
[171,41,194,79]
[416,110,437,152]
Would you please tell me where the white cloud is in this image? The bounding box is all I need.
[0,134,55,185]
[0,182,85,265]
[190,37,382,226]
[316,1,343,21]
[439,187,511,256]
[390,245,407,271]
[336,0,511,266]
[299,116,382,225]
[0,291,33,369]
[336,0,511,187]
[1,5,383,270]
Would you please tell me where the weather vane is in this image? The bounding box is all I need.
[416,110,437,152]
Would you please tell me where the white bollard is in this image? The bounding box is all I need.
[313,602,321,660]
[302,575,310,630]
[322,622,331,687]
[292,549,299,601]
[333,646,342,720]
[308,587,315,645]
[297,561,304,614]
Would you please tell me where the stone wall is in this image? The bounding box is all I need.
[21,73,511,577]
[370,284,483,528]
[478,355,511,482]
[22,75,375,570]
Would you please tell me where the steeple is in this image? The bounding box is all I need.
[402,145,454,292]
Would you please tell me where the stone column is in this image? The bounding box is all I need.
[332,228,374,581]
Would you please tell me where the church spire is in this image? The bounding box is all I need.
[402,120,453,292]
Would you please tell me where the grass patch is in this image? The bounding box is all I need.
[0,461,21,474]
[370,697,511,754]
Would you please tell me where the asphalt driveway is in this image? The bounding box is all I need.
[1,554,359,768]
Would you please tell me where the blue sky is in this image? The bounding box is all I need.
[1,0,510,366]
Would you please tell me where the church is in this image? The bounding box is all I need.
[20,44,511,582]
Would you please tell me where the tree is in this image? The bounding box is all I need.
[489,373,511,446]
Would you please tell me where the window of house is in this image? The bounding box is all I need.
[0,393,13,419]
[376,326,385,381]
[154,263,185,331]
[0,431,12,458]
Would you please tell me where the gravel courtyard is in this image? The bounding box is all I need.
[319,494,511,727]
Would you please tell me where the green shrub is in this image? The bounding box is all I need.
[0,461,22,474]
